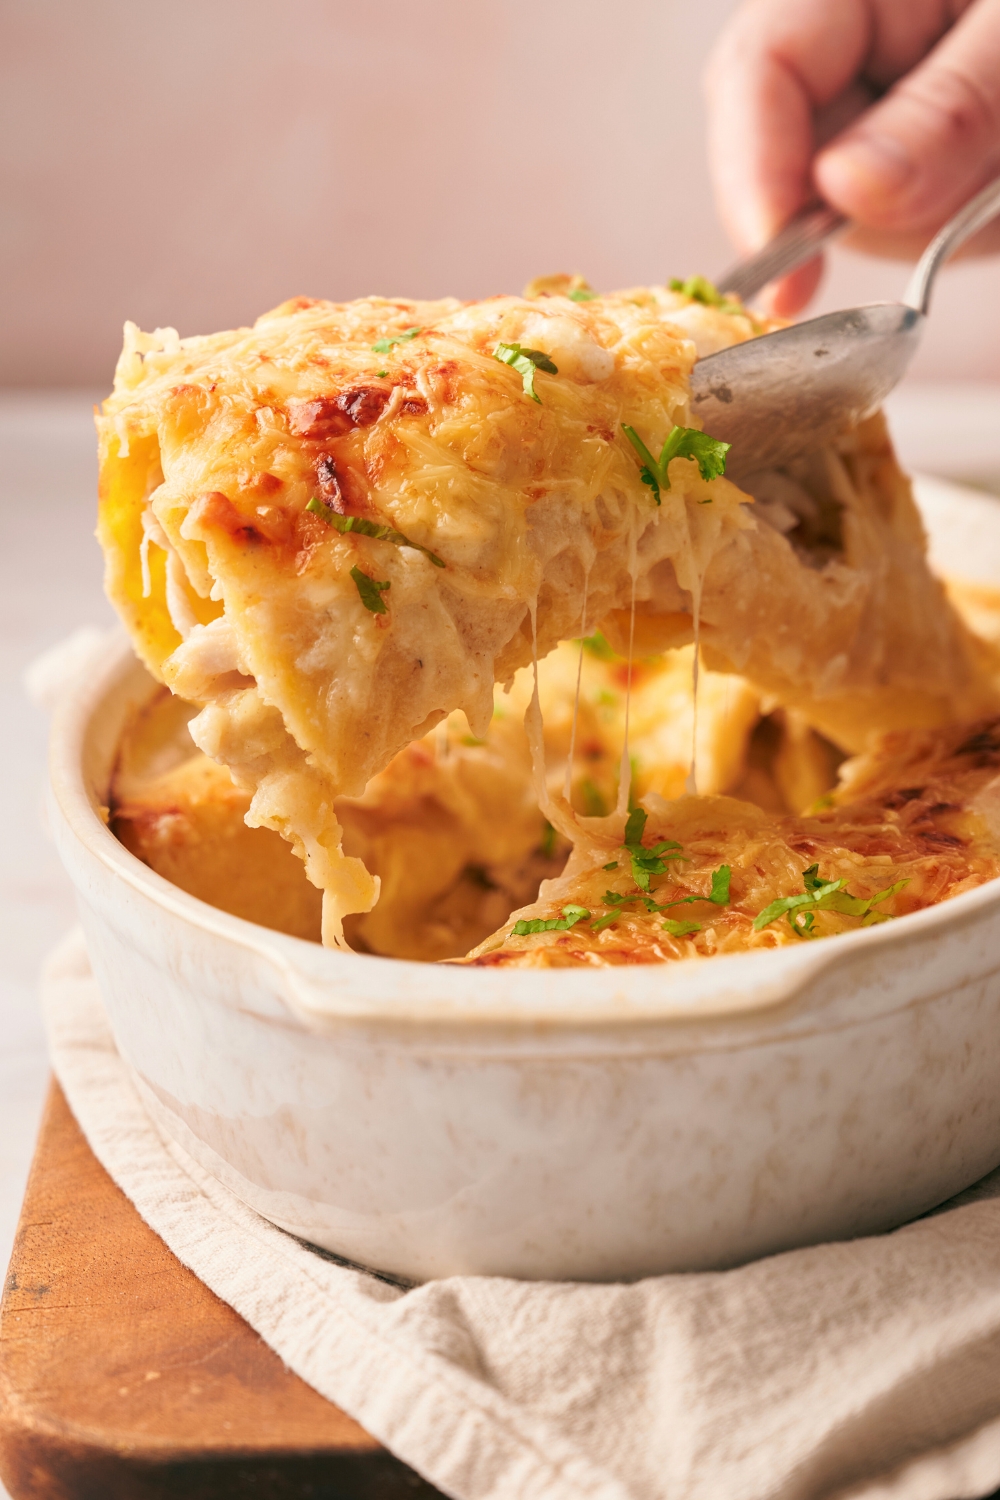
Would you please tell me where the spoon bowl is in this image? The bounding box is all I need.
[690,302,923,480]
[692,173,1000,479]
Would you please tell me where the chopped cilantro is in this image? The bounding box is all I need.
[568,288,596,302]
[623,807,647,846]
[753,877,846,933]
[661,918,701,938]
[591,887,672,932]
[591,861,728,932]
[669,275,743,316]
[376,369,389,378]
[649,864,731,913]
[621,423,730,504]
[627,756,640,812]
[752,865,909,936]
[579,630,616,661]
[621,807,688,890]
[512,904,590,937]
[591,889,658,932]
[493,342,558,402]
[371,326,422,354]
[629,844,688,892]
[350,566,391,615]
[603,860,619,871]
[306,496,445,567]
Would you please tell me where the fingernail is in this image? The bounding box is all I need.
[822,130,915,198]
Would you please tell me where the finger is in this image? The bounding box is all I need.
[704,0,871,250]
[816,0,1000,232]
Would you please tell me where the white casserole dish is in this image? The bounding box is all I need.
[48,476,1000,1283]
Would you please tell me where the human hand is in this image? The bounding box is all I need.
[705,0,1000,313]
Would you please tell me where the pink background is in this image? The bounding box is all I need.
[4,0,1000,388]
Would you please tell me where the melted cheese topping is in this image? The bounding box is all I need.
[464,716,1000,967]
[97,286,1000,946]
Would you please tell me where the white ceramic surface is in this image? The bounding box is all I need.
[47,478,1000,1283]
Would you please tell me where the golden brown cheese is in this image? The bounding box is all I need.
[97,285,999,947]
[465,717,1000,967]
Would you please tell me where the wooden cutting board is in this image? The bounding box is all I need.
[0,1080,445,1498]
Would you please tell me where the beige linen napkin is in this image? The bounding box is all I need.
[41,927,1000,1500]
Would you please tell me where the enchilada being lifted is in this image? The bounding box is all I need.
[97,279,1000,951]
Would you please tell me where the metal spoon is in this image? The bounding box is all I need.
[689,175,1000,480]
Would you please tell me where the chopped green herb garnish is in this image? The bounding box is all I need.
[623,807,647,847]
[350,566,391,614]
[579,630,616,661]
[306,496,445,567]
[512,904,590,937]
[621,423,730,504]
[621,807,688,890]
[626,756,640,812]
[661,918,701,938]
[648,864,731,914]
[603,860,619,871]
[591,889,661,932]
[461,735,487,747]
[541,820,557,858]
[376,369,389,378]
[592,861,729,932]
[753,878,845,933]
[629,844,688,890]
[568,288,596,302]
[752,866,909,936]
[669,275,743,316]
[372,326,422,354]
[493,342,558,403]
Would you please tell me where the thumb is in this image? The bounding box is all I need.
[815,0,1000,232]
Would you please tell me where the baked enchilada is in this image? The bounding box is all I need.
[97,279,1000,960]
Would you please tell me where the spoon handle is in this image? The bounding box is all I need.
[714,203,847,303]
[904,173,1000,315]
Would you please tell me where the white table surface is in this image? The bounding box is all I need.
[1,385,999,1494]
